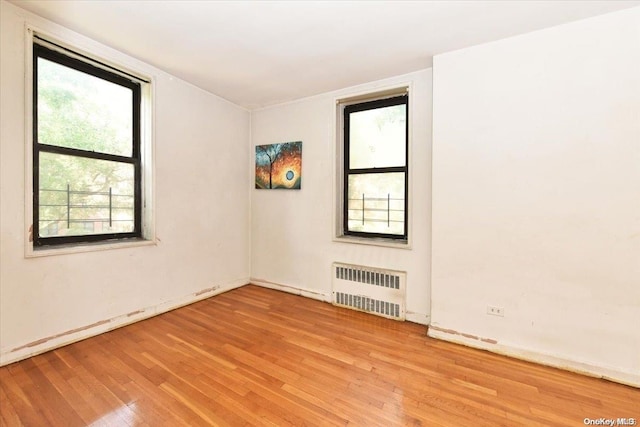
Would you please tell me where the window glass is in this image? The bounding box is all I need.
[347,172,405,235]
[349,104,406,169]
[38,152,135,237]
[37,57,133,157]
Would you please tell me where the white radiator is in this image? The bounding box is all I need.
[332,262,406,320]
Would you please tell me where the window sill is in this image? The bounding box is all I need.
[26,237,156,258]
[333,235,411,250]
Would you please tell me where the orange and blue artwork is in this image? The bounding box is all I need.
[255,141,302,189]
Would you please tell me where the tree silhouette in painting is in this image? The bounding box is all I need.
[255,144,283,189]
[255,142,302,189]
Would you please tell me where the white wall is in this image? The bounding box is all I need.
[431,7,640,386]
[250,70,432,325]
[0,1,251,365]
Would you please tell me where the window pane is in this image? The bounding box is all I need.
[347,173,405,235]
[349,104,406,169]
[38,152,135,238]
[37,57,133,157]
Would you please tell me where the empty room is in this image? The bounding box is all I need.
[1,0,638,425]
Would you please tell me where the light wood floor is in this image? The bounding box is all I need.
[1,285,637,426]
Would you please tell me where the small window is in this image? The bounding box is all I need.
[343,95,408,240]
[33,42,142,247]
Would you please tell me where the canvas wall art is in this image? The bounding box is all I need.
[255,141,302,189]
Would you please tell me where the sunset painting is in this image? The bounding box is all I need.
[255,141,302,190]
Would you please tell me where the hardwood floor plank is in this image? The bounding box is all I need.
[0,381,23,427]
[34,358,98,425]
[1,285,637,426]
[159,381,230,426]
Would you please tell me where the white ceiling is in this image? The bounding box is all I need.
[10,0,640,109]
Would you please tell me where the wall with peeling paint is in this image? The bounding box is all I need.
[0,1,251,365]
[431,8,640,386]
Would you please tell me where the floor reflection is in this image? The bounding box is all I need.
[89,402,138,426]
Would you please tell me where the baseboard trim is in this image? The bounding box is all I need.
[0,278,249,367]
[406,311,430,326]
[427,325,640,388]
[250,278,331,302]
[250,278,431,326]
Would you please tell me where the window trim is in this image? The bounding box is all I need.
[342,95,409,241]
[24,26,155,257]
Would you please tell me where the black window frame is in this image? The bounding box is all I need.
[33,43,142,248]
[343,95,409,241]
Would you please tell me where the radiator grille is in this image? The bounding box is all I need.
[332,263,405,320]
[335,265,401,289]
[334,292,400,318]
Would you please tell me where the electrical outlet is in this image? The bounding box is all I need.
[487,305,504,317]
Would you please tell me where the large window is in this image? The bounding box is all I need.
[343,95,408,240]
[33,42,142,247]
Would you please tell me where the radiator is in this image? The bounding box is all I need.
[332,262,406,320]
